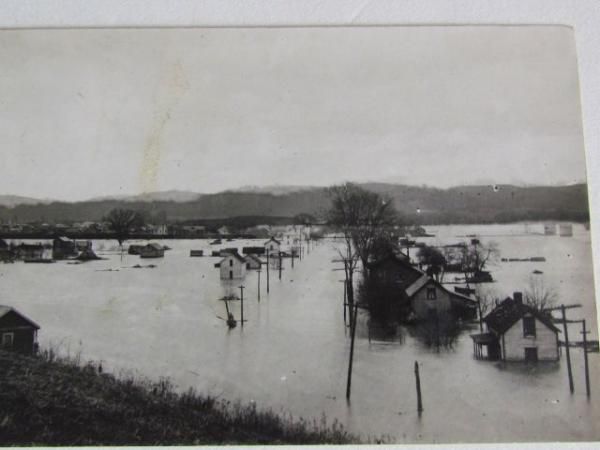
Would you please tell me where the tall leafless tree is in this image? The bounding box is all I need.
[327,183,398,280]
[104,208,144,253]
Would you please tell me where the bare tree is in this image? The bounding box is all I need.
[524,276,558,311]
[459,239,499,282]
[327,183,398,279]
[104,208,144,251]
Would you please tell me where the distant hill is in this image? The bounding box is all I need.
[0,183,589,225]
[0,195,55,208]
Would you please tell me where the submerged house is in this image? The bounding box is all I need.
[245,254,263,270]
[13,243,50,261]
[264,237,281,255]
[218,251,247,279]
[406,274,478,320]
[0,305,40,354]
[139,243,165,258]
[367,253,477,320]
[471,292,560,362]
[53,236,77,259]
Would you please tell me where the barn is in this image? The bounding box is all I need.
[471,292,560,362]
[0,305,40,354]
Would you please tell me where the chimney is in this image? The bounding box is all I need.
[513,292,523,304]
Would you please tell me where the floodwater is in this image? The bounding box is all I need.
[1,223,598,444]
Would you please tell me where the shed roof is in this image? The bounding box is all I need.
[0,305,40,329]
[265,237,281,245]
[145,243,164,250]
[484,297,560,335]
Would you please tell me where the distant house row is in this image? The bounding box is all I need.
[0,237,97,262]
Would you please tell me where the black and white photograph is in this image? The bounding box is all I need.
[0,25,598,445]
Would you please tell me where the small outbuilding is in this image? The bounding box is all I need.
[471,292,560,362]
[0,305,40,354]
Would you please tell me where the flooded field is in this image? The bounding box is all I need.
[1,223,598,443]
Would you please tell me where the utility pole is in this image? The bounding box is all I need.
[257,269,261,302]
[239,285,245,327]
[548,303,582,395]
[266,250,270,293]
[346,301,359,401]
[278,251,282,280]
[561,304,574,394]
[582,319,591,397]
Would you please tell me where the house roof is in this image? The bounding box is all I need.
[221,251,246,263]
[0,239,8,248]
[404,274,477,306]
[265,237,281,245]
[484,297,560,335]
[0,305,41,329]
[145,243,164,250]
[405,274,432,298]
[55,236,72,243]
[245,254,262,263]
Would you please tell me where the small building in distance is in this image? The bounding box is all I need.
[219,251,247,279]
[53,236,77,260]
[0,305,40,354]
[544,223,557,236]
[558,223,573,237]
[139,243,165,258]
[471,292,560,362]
[406,274,478,321]
[264,237,281,255]
[0,239,11,261]
[13,243,50,261]
[245,254,262,270]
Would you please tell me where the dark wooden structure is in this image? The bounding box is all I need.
[0,305,40,354]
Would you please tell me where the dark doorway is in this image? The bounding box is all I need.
[525,347,538,363]
[229,270,233,279]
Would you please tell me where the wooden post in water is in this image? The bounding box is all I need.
[415,361,423,416]
[346,302,359,401]
[582,319,591,397]
[561,304,574,394]
[266,250,270,293]
[343,279,347,325]
[239,285,245,327]
[291,250,295,268]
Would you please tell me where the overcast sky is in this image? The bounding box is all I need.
[0,26,587,201]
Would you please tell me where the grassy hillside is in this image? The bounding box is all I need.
[0,350,358,445]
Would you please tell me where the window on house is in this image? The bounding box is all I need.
[229,259,233,267]
[1,332,14,347]
[426,287,437,299]
[523,316,536,337]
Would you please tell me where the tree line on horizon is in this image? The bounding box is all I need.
[0,182,589,226]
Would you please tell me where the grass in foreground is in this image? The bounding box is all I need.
[0,349,359,445]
